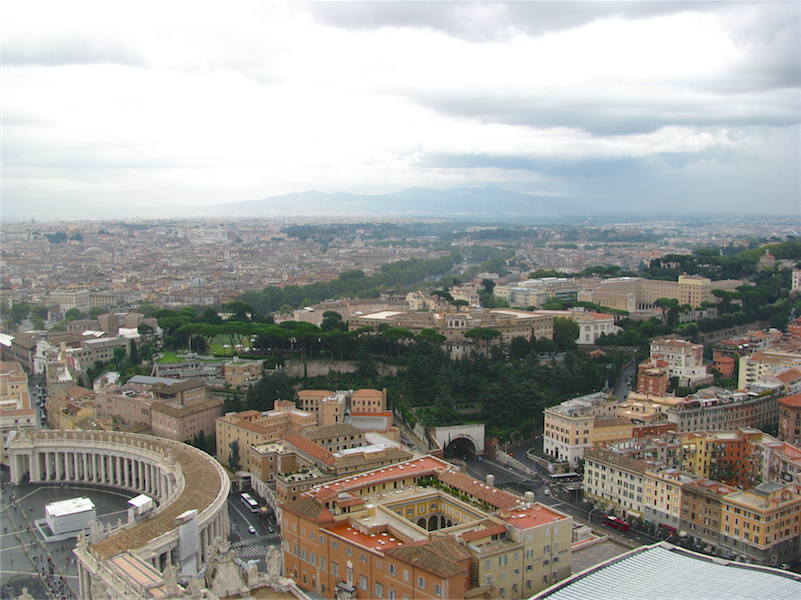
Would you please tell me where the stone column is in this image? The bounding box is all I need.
[32,451,42,482]
[56,452,63,480]
[45,452,52,480]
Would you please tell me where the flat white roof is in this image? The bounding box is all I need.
[46,497,95,517]
[335,443,391,457]
[534,543,801,600]
[128,494,153,508]
[356,310,405,319]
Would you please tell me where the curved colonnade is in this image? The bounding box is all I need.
[9,429,230,599]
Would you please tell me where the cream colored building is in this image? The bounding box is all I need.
[543,393,631,467]
[215,401,316,470]
[0,361,36,465]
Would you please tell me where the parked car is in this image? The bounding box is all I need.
[268,526,274,534]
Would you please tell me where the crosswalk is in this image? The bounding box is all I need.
[236,544,271,559]
[231,532,280,559]
[232,532,279,547]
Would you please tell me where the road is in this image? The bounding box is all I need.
[612,361,637,401]
[464,453,659,548]
[226,494,281,565]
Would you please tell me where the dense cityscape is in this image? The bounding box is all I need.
[4,1,800,599]
[2,214,801,599]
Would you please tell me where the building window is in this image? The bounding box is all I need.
[376,582,384,598]
[331,540,338,550]
[389,564,396,575]
[361,553,367,563]
[435,584,442,596]
[388,589,396,600]
[417,577,426,589]
[347,548,353,557]
[403,570,409,582]
[332,562,338,577]
[360,575,368,591]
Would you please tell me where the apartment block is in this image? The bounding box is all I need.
[637,357,670,397]
[650,338,710,388]
[49,289,90,313]
[718,482,801,565]
[216,401,317,470]
[778,393,801,446]
[739,350,801,390]
[0,361,35,465]
[543,393,631,467]
[297,390,348,427]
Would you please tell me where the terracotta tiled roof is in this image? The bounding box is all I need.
[284,435,336,466]
[779,393,801,408]
[282,497,334,525]
[352,389,383,398]
[383,545,466,579]
[296,390,333,398]
[777,369,801,383]
[438,471,519,510]
[460,524,507,542]
[425,537,472,564]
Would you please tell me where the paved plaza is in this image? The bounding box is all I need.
[0,476,135,600]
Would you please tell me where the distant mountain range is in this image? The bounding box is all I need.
[202,186,595,219]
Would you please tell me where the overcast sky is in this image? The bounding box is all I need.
[4,1,800,217]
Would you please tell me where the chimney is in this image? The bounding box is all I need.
[524,491,534,503]
[486,474,495,487]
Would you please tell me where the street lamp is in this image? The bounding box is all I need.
[588,507,599,526]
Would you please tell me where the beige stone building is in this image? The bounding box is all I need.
[348,308,553,358]
[223,359,264,386]
[0,361,36,464]
[216,401,316,470]
[351,388,386,414]
[150,397,223,442]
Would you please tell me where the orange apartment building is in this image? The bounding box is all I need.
[778,393,801,446]
[281,455,573,599]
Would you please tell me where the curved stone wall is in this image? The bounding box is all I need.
[8,429,230,596]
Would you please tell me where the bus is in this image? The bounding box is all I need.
[602,515,630,531]
[240,493,259,512]
[549,472,581,483]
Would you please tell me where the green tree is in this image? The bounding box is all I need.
[8,303,31,324]
[31,305,49,321]
[228,440,241,472]
[64,308,86,322]
[357,340,379,380]
[89,307,109,319]
[553,317,579,351]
